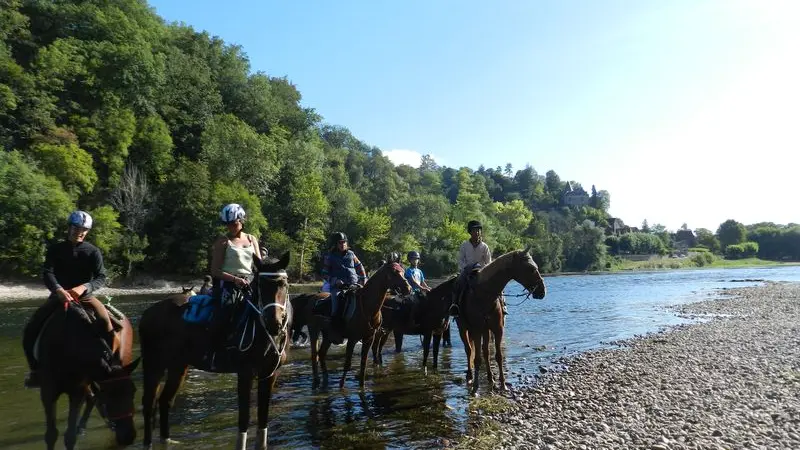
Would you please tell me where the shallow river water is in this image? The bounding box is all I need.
[2,266,800,449]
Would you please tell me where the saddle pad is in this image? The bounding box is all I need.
[312,297,332,316]
[183,295,216,325]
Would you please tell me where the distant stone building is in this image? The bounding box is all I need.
[561,182,590,207]
[606,217,627,235]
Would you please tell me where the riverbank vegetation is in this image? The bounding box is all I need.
[1,0,798,284]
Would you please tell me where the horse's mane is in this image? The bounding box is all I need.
[476,250,521,284]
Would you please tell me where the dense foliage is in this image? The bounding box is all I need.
[1,0,796,282]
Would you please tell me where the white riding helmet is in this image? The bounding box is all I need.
[68,211,93,229]
[220,203,246,224]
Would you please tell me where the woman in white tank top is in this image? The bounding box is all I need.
[208,204,264,347]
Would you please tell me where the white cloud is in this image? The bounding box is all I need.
[383,149,442,168]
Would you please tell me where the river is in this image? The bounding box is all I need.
[2,265,799,449]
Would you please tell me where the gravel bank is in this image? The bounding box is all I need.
[477,281,800,450]
[0,282,195,301]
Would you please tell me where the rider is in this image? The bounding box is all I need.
[22,210,112,388]
[321,232,367,324]
[405,251,431,293]
[199,275,213,295]
[450,220,508,316]
[209,203,262,347]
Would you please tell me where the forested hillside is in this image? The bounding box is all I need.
[1,0,796,283]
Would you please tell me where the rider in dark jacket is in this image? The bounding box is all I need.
[22,211,112,388]
[321,232,367,321]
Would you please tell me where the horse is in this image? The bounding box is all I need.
[138,252,292,450]
[307,262,411,389]
[371,276,457,373]
[455,248,546,395]
[35,302,140,450]
[289,292,329,345]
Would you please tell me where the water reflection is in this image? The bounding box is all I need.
[2,265,800,448]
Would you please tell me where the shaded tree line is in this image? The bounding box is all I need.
[3,0,791,283]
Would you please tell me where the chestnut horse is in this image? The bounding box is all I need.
[139,252,292,450]
[307,262,411,388]
[372,276,457,372]
[455,248,546,395]
[34,303,140,450]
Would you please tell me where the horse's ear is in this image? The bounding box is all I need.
[523,245,532,255]
[277,251,290,270]
[126,357,142,374]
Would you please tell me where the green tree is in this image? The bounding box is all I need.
[695,228,721,253]
[28,141,97,198]
[200,113,280,196]
[0,151,73,274]
[716,219,746,249]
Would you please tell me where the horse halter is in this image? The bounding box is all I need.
[249,270,290,379]
[93,374,136,430]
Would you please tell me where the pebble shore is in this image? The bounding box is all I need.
[478,282,800,450]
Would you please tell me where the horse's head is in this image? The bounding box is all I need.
[428,276,458,319]
[372,261,411,296]
[514,247,546,299]
[255,251,291,336]
[94,357,141,446]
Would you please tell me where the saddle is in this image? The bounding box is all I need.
[384,292,423,330]
[455,263,482,306]
[33,302,121,378]
[312,286,358,344]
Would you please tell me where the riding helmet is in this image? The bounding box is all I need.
[467,220,483,231]
[407,251,420,261]
[68,210,93,229]
[220,203,246,224]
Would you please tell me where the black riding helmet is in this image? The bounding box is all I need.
[330,232,348,245]
[407,251,420,260]
[389,251,401,263]
[467,220,483,232]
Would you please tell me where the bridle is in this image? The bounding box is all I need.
[93,373,135,430]
[243,270,290,379]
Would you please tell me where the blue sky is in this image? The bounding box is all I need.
[148,0,799,231]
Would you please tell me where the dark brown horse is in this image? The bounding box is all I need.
[455,248,546,395]
[289,291,329,345]
[35,303,140,450]
[372,276,457,372]
[307,262,411,388]
[139,252,292,450]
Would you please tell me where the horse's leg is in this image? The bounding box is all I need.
[371,331,382,365]
[339,336,357,388]
[141,362,165,448]
[470,331,482,396]
[443,322,452,347]
[358,333,375,388]
[236,368,254,450]
[158,365,188,444]
[40,387,58,450]
[318,335,333,386]
[457,320,473,383]
[77,385,95,434]
[482,327,493,392]
[493,322,506,391]
[310,325,320,388]
[432,333,442,370]
[64,389,84,450]
[379,331,389,361]
[394,329,403,352]
[421,333,432,373]
[255,369,277,450]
